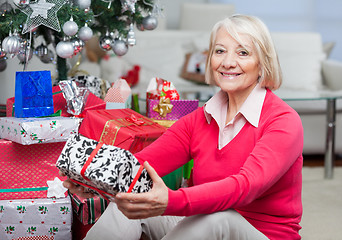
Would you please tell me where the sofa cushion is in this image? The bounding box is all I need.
[271,32,326,91]
[179,3,235,31]
[322,59,342,90]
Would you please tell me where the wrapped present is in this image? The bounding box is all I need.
[0,196,72,240]
[0,140,67,200]
[14,71,54,118]
[56,134,153,200]
[147,98,199,120]
[0,117,82,145]
[70,193,108,225]
[6,86,106,118]
[146,77,180,100]
[73,75,105,99]
[104,79,132,110]
[78,108,166,153]
[53,85,105,117]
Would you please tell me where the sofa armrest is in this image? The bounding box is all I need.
[322,59,342,90]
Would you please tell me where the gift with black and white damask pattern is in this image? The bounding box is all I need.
[56,134,152,200]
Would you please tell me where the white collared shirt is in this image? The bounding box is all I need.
[204,83,267,149]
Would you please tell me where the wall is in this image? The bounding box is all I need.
[209,0,342,62]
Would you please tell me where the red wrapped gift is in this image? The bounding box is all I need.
[146,77,180,101]
[6,86,106,117]
[78,108,166,153]
[70,193,109,225]
[0,140,67,200]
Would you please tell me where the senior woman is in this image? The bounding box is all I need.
[64,14,303,240]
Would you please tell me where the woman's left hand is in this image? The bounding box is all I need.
[114,161,169,219]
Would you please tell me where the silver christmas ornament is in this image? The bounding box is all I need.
[63,19,79,36]
[142,15,158,30]
[35,44,48,57]
[17,46,33,63]
[0,58,7,72]
[112,39,128,56]
[126,23,136,46]
[99,35,113,51]
[71,37,85,54]
[78,26,93,41]
[40,49,55,63]
[2,34,21,54]
[76,0,91,9]
[0,49,6,59]
[56,41,74,58]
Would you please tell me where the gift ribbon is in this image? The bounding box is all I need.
[127,165,145,193]
[0,187,48,193]
[125,114,145,126]
[99,113,154,146]
[153,97,173,117]
[70,178,114,202]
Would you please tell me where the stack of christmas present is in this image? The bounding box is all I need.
[146,78,199,188]
[0,71,107,240]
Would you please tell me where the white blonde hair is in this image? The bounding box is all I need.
[205,14,282,90]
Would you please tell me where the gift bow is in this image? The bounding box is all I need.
[125,114,145,126]
[153,98,173,117]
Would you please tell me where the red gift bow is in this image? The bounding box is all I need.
[125,114,145,126]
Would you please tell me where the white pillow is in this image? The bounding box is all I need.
[272,32,326,91]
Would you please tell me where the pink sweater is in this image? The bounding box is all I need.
[135,90,303,239]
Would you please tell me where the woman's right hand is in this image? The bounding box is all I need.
[59,170,95,198]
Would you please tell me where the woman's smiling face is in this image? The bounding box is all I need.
[211,27,261,95]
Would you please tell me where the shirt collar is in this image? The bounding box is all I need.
[204,83,266,127]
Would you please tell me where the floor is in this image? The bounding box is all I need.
[303,154,342,167]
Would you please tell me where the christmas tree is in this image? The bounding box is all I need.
[0,0,159,80]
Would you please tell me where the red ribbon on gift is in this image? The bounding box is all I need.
[125,114,145,126]
[76,141,146,201]
[99,115,153,147]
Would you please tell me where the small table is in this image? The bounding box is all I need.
[275,89,342,179]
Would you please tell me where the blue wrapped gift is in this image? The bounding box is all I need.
[14,71,54,118]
